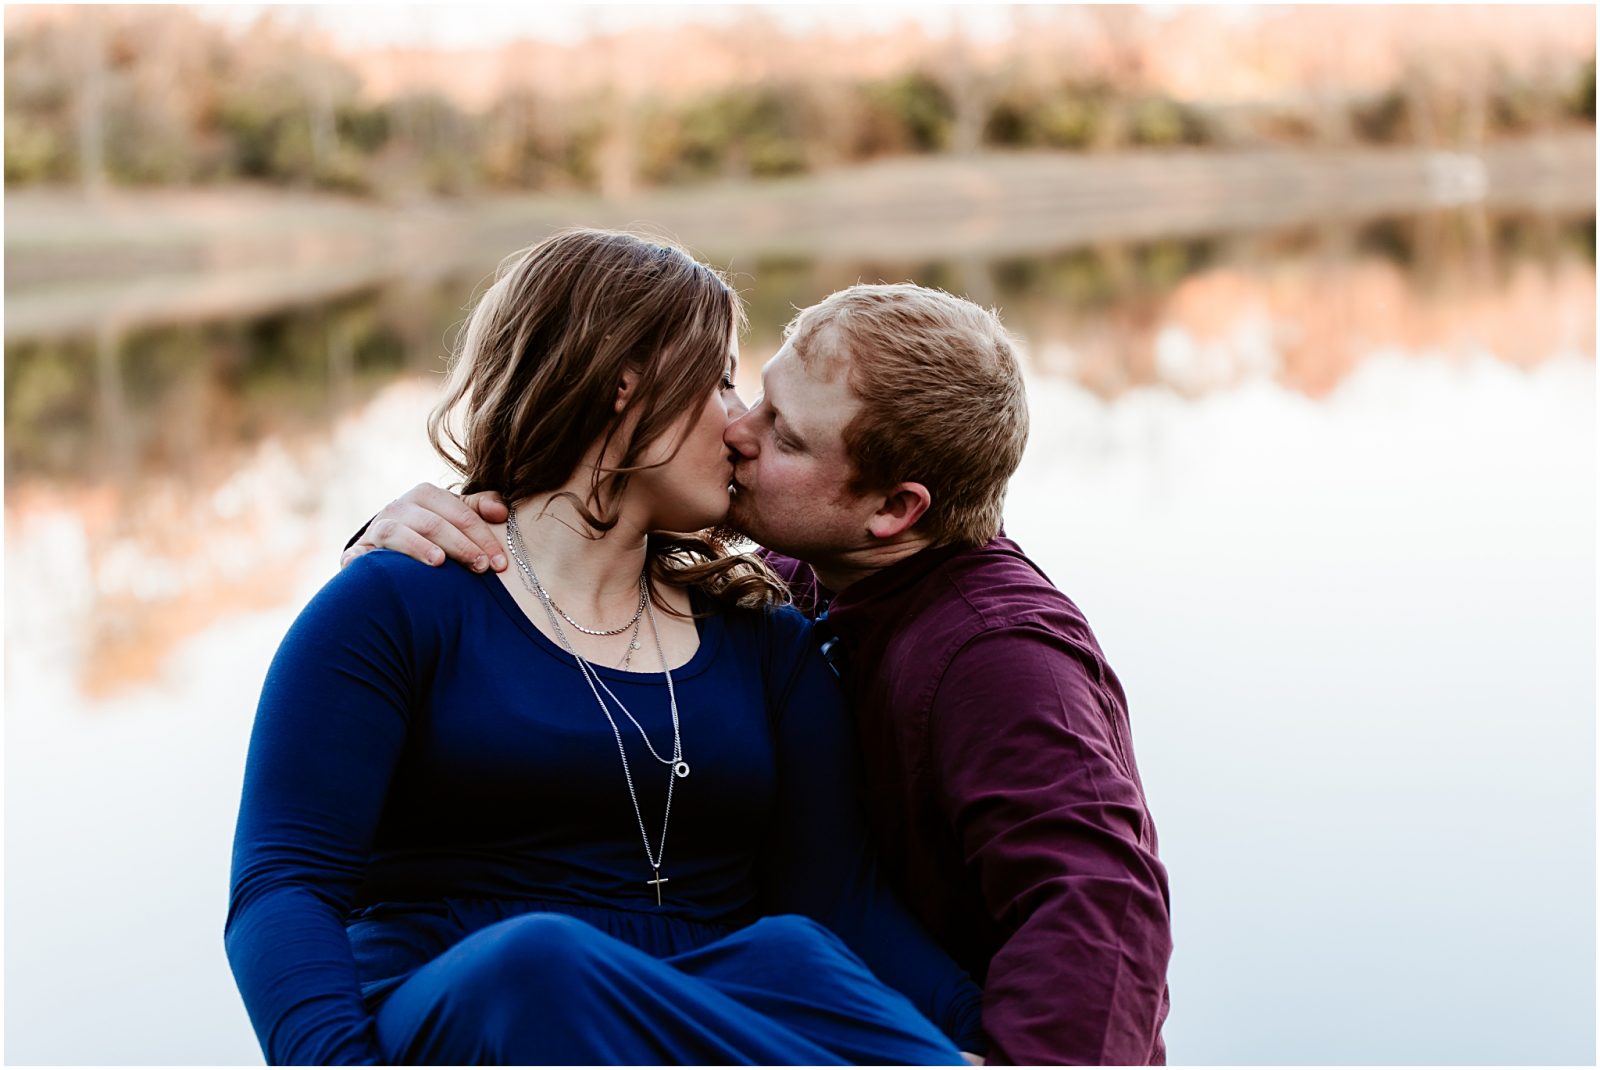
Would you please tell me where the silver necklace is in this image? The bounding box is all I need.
[617,613,643,670]
[527,555,648,637]
[505,508,686,772]
[501,506,647,637]
[504,504,689,905]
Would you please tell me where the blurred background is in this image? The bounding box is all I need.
[4,3,1594,1064]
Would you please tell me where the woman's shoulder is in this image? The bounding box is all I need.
[345,546,469,580]
[317,549,483,620]
[338,546,474,587]
[716,598,816,648]
[714,599,826,693]
[285,551,489,667]
[760,601,817,645]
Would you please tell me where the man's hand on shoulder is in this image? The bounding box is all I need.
[342,483,509,573]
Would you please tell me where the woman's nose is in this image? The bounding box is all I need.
[724,389,750,422]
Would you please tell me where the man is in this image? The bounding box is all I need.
[350,283,1172,1064]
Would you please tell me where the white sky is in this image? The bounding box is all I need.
[190,2,1202,50]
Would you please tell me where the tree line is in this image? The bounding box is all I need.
[6,7,1595,199]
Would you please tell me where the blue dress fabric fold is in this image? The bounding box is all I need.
[226,550,983,1065]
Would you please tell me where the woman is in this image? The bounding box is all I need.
[225,230,986,1064]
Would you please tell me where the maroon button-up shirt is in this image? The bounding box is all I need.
[766,536,1171,1065]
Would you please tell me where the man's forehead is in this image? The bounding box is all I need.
[765,336,849,390]
[790,321,851,378]
[763,344,856,432]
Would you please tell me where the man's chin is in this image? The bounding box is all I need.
[716,498,767,551]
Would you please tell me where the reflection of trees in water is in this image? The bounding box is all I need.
[968,212,1589,398]
[5,210,1593,494]
[4,282,468,489]
[4,212,1592,698]
[706,212,1590,402]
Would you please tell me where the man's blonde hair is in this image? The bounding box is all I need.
[785,283,1029,548]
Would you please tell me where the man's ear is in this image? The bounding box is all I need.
[866,482,932,540]
[614,368,641,414]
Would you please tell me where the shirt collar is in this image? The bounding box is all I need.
[825,539,972,642]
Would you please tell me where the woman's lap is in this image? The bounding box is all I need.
[374,912,963,1065]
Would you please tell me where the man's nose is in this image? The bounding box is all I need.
[724,408,755,456]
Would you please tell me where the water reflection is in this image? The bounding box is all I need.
[4,205,1594,1064]
[3,209,1593,700]
[5,349,1591,1064]
[8,213,1592,483]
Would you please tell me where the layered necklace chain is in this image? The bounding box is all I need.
[504,503,689,905]
[513,529,649,638]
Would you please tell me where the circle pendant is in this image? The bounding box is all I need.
[673,761,691,779]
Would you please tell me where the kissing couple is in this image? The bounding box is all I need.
[226,229,1171,1064]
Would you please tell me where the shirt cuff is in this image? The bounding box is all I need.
[345,515,376,551]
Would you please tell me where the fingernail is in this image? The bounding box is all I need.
[473,555,488,572]
[492,554,507,571]
[430,549,444,565]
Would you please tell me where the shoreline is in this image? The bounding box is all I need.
[5,132,1593,342]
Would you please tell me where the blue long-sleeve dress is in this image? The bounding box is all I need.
[225,549,985,1064]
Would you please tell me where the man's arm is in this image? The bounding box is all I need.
[341,483,508,572]
[930,626,1172,1066]
[757,610,988,1055]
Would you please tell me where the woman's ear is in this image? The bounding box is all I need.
[614,368,640,414]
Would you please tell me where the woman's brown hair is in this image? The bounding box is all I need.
[429,228,786,612]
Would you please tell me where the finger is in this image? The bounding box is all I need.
[408,504,502,572]
[393,483,504,569]
[395,481,465,515]
[389,505,502,572]
[371,485,504,571]
[363,516,449,567]
[339,544,373,570]
[446,492,508,571]
[464,489,509,523]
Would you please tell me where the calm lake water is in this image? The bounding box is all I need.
[5,208,1595,1064]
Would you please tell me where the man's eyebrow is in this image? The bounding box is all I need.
[771,405,806,447]
[757,367,804,442]
[759,366,777,414]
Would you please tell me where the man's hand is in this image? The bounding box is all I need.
[341,483,509,573]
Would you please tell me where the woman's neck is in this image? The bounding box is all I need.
[506,487,651,624]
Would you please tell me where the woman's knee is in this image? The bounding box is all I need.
[377,915,619,1063]
[468,913,609,995]
[743,914,846,960]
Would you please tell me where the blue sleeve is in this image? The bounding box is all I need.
[224,554,423,1065]
[756,608,988,1054]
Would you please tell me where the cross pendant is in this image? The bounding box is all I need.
[647,870,669,905]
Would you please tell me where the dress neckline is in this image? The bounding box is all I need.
[476,565,724,683]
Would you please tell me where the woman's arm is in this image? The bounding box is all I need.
[756,609,987,1055]
[225,554,421,1065]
